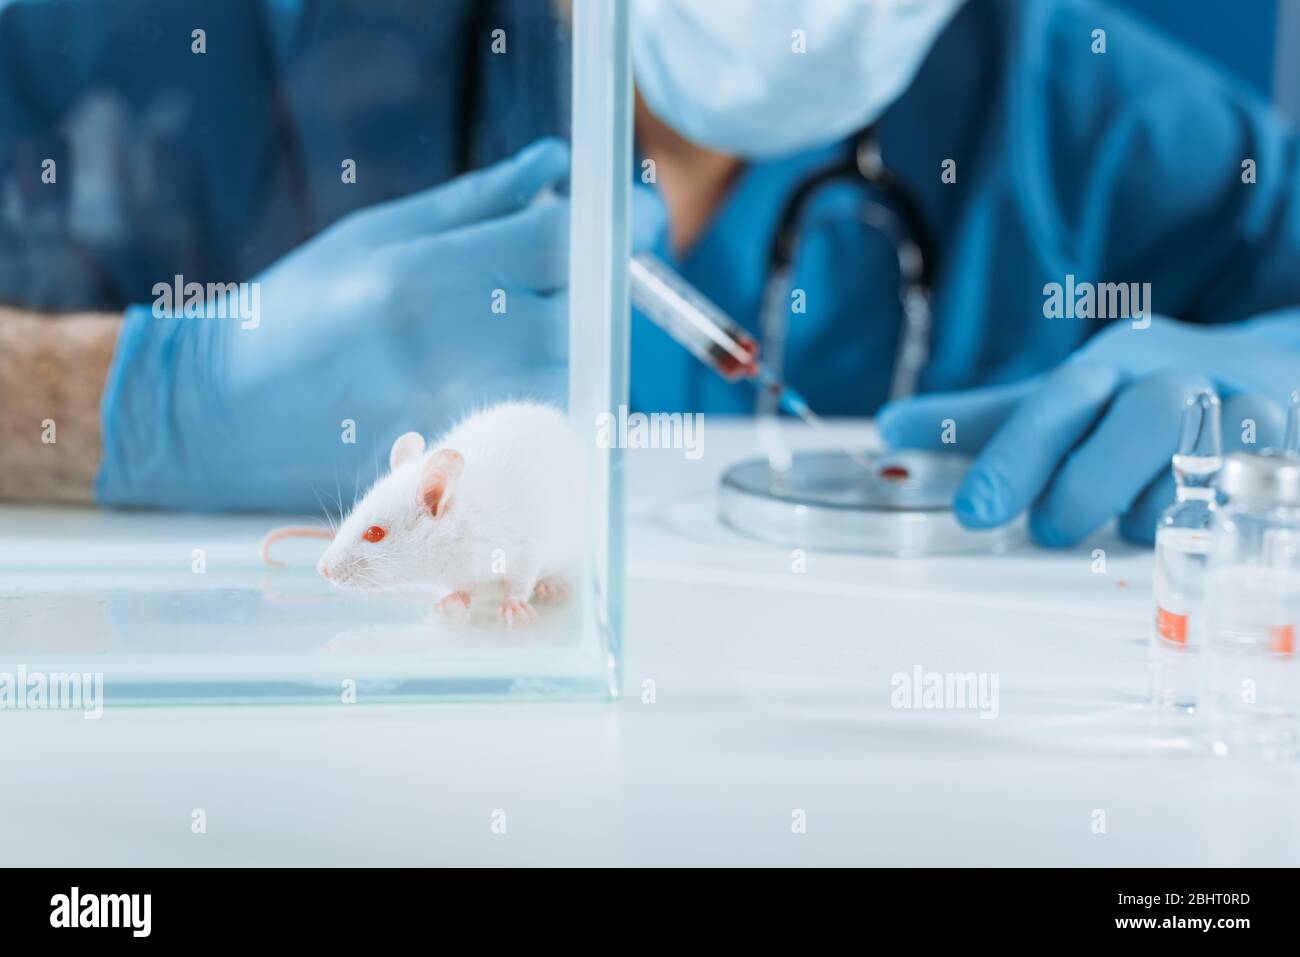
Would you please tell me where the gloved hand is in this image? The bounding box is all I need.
[97,138,668,511]
[876,315,1300,546]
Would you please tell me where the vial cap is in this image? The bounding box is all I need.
[1218,450,1300,507]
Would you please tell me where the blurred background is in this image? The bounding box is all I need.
[1122,0,1299,120]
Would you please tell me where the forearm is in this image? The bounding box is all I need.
[0,307,121,503]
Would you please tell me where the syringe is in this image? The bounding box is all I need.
[629,254,871,468]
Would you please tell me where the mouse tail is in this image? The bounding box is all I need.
[260,525,335,568]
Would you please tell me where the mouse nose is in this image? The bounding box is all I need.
[317,559,332,580]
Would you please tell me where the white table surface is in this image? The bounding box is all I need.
[2,418,1297,866]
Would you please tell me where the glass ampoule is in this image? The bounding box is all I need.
[1284,389,1300,456]
[1150,388,1223,711]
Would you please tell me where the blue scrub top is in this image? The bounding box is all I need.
[2,0,1299,417]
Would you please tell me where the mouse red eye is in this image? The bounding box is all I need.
[363,525,386,543]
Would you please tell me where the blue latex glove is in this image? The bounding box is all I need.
[97,138,667,511]
[876,315,1300,547]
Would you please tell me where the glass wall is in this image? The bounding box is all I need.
[0,0,629,702]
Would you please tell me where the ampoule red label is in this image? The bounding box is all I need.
[1156,607,1188,645]
[1271,625,1295,655]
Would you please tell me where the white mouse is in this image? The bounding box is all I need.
[307,401,587,625]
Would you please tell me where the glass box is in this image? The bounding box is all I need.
[0,1,631,704]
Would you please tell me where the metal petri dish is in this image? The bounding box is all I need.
[719,449,1021,556]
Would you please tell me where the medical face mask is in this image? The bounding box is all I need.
[631,0,966,157]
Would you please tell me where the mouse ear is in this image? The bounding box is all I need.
[420,449,464,519]
[389,432,426,471]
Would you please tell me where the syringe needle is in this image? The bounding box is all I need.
[753,369,875,473]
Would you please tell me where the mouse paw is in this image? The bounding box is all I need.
[436,591,471,623]
[498,597,537,627]
[531,575,570,606]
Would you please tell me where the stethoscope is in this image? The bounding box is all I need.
[756,125,935,414]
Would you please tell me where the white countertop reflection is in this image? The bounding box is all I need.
[2,418,1296,866]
